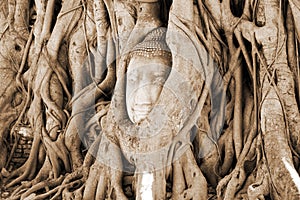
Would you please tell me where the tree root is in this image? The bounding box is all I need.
[84,134,127,200]
[218,124,234,177]
[82,162,127,200]
[65,1,114,169]
[82,161,101,200]
[172,148,207,200]
[62,184,85,200]
[247,161,270,200]
[46,167,88,200]
[20,176,64,200]
[7,157,64,199]
[216,127,258,199]
[21,132,102,199]
[2,0,300,200]
[41,67,66,131]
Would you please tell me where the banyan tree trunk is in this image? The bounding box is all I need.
[255,0,300,198]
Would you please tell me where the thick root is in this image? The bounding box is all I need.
[247,161,270,200]
[82,162,127,200]
[172,147,207,200]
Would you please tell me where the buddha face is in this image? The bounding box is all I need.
[126,55,171,124]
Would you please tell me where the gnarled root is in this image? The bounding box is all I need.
[82,162,127,200]
[42,128,71,177]
[247,161,270,200]
[40,166,89,200]
[216,130,257,199]
[172,147,207,200]
[43,133,109,200]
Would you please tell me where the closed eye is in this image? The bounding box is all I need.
[154,71,169,81]
[153,76,166,84]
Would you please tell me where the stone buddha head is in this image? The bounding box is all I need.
[126,28,172,124]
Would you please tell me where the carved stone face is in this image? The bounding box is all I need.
[126,55,171,124]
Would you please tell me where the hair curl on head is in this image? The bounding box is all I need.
[128,27,172,61]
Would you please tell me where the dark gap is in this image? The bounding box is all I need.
[230,0,245,17]
[50,0,62,33]
[14,44,21,52]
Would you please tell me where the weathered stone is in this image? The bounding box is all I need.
[12,153,22,158]
[15,148,23,153]
[23,149,31,154]
[11,158,27,164]
[18,139,27,145]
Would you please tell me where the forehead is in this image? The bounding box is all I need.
[127,56,171,71]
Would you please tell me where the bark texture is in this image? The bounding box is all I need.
[0,0,299,199]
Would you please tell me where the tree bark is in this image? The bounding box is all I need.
[0,0,299,199]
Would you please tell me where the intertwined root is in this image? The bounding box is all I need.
[79,146,207,200]
[83,162,127,200]
[134,147,208,200]
[171,148,207,200]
